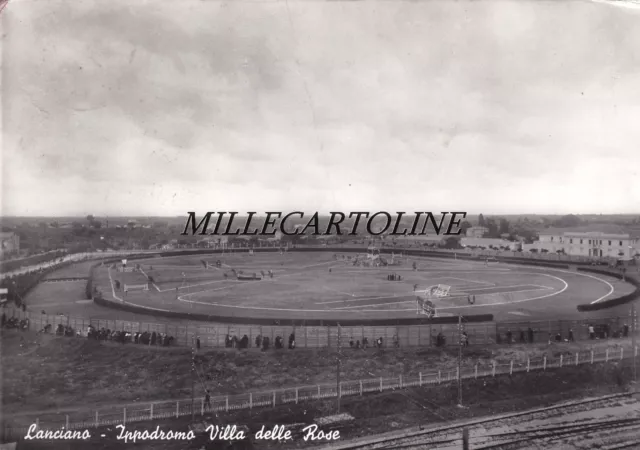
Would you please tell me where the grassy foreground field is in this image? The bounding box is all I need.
[1,328,630,419]
[9,359,636,449]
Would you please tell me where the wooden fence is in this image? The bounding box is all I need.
[2,345,636,440]
[3,307,634,349]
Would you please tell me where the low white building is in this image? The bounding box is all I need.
[266,231,283,242]
[532,226,640,259]
[466,226,489,238]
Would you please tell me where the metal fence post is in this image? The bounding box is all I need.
[620,348,624,360]
[438,370,442,383]
[527,358,530,372]
[317,385,321,399]
[419,372,423,386]
[575,352,579,366]
[200,399,204,416]
[296,388,299,404]
[226,396,229,412]
[474,364,478,379]
[399,375,403,388]
[272,391,276,408]
[66,415,69,429]
[492,362,496,377]
[176,401,179,418]
[95,411,98,428]
[250,393,253,409]
[151,403,154,420]
[360,380,363,395]
[591,350,594,364]
[509,360,513,375]
[380,377,383,392]
[543,356,547,371]
[606,348,609,362]
[123,407,127,424]
[429,324,433,346]
[560,354,563,367]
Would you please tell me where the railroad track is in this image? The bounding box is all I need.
[361,420,640,450]
[318,392,640,450]
[470,418,640,450]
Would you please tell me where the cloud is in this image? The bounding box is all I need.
[2,0,639,216]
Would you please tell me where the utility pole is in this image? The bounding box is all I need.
[632,302,637,384]
[458,314,463,407]
[191,336,196,421]
[337,323,342,414]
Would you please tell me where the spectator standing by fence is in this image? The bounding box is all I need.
[288,333,295,349]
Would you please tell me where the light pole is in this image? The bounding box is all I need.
[632,302,637,385]
[457,314,463,407]
[337,323,342,414]
[191,336,196,421]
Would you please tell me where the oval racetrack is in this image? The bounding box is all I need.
[92,251,635,322]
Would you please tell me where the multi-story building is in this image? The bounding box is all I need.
[466,226,489,238]
[533,226,640,259]
[0,232,20,256]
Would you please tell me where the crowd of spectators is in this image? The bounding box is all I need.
[1,313,29,330]
[496,324,630,345]
[348,336,388,349]
[248,333,297,351]
[0,250,67,274]
[0,311,176,346]
[86,325,175,346]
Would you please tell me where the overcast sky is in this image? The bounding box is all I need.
[2,0,639,217]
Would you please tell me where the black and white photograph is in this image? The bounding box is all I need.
[1,0,640,449]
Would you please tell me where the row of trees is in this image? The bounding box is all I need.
[477,214,537,243]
